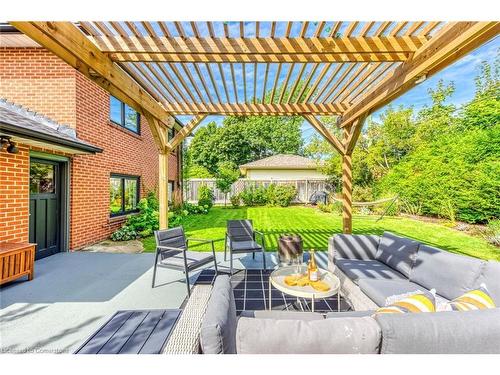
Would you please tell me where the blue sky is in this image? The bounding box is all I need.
[172,24,498,145]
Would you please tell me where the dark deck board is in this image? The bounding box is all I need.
[119,310,165,354]
[76,311,134,354]
[139,310,181,354]
[75,309,181,354]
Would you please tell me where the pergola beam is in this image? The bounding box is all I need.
[302,115,344,155]
[11,22,175,133]
[340,22,500,127]
[161,102,346,116]
[92,36,429,63]
[169,115,207,149]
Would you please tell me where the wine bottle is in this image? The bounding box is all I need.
[308,249,319,282]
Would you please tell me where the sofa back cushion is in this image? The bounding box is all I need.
[375,232,419,278]
[375,309,500,354]
[236,316,381,354]
[476,261,500,306]
[200,275,237,354]
[332,234,380,260]
[410,245,484,300]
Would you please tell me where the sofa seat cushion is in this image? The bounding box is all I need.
[236,316,381,354]
[358,279,430,307]
[239,310,324,320]
[230,240,262,252]
[335,259,407,285]
[410,245,484,301]
[375,232,419,278]
[375,308,500,354]
[332,234,380,260]
[200,275,237,354]
[476,261,500,306]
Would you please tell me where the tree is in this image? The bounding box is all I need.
[215,161,240,206]
[188,116,303,175]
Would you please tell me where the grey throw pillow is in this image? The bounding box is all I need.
[375,232,419,278]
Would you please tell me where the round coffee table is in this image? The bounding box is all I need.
[268,265,340,312]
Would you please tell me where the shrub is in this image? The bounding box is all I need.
[198,184,215,209]
[239,185,267,206]
[317,201,342,215]
[110,225,138,241]
[124,194,160,238]
[352,185,374,202]
[111,192,159,241]
[266,184,297,207]
[230,194,240,208]
[483,220,500,247]
[182,202,208,214]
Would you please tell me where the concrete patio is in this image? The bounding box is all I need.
[0,251,331,353]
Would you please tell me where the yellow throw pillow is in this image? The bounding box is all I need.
[375,291,436,314]
[448,284,496,311]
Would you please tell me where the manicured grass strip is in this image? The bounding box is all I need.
[141,206,499,260]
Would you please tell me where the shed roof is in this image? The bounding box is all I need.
[239,154,321,172]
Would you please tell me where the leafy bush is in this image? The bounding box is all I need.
[230,194,240,208]
[317,201,342,215]
[198,184,215,209]
[182,202,208,214]
[266,184,297,207]
[240,185,267,206]
[122,194,160,238]
[352,185,374,202]
[110,225,138,241]
[483,220,500,247]
[239,184,296,207]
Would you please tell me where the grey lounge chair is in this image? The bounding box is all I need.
[224,219,266,274]
[152,226,218,296]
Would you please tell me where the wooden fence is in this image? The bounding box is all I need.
[184,178,329,204]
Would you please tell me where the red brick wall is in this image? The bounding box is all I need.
[0,48,77,127]
[0,47,179,249]
[0,145,30,243]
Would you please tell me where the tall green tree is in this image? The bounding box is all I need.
[188,116,303,175]
[215,161,240,206]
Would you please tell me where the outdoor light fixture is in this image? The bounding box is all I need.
[0,136,19,154]
[415,74,427,84]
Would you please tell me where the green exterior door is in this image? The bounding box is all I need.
[29,159,61,260]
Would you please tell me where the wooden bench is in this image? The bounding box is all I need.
[75,309,181,354]
[0,242,35,286]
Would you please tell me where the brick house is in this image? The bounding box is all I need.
[0,38,182,258]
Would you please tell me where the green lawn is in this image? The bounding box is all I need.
[141,206,499,260]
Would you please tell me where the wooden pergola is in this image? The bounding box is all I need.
[10,21,499,233]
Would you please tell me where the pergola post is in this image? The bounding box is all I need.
[342,125,353,234]
[159,152,169,229]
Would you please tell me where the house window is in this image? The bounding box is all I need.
[109,96,140,134]
[110,174,140,216]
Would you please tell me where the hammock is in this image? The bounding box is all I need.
[331,195,399,222]
[331,195,398,207]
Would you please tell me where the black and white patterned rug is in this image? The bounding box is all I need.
[195,268,350,315]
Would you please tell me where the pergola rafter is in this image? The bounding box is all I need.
[10,20,499,233]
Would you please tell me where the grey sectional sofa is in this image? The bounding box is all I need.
[327,232,500,312]
[168,232,500,354]
[198,274,500,354]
